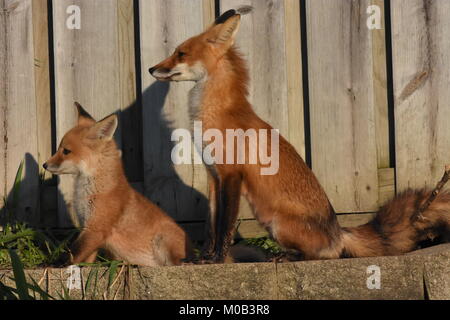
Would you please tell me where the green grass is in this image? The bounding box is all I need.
[0,223,75,269]
[0,159,284,299]
[240,237,283,255]
[0,158,76,269]
[0,249,56,300]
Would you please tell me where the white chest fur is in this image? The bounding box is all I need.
[73,174,96,226]
[187,80,221,179]
[188,80,205,123]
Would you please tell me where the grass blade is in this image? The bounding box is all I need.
[11,160,24,213]
[0,281,18,300]
[8,249,30,300]
[28,276,54,300]
[107,261,120,290]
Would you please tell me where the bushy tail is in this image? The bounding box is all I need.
[341,189,450,258]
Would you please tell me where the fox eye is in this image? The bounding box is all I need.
[63,148,72,155]
[178,51,186,58]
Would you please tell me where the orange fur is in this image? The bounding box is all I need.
[149,10,450,261]
[44,104,192,266]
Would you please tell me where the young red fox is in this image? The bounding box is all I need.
[43,103,192,266]
[149,9,450,262]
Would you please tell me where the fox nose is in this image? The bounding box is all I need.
[43,163,48,170]
[149,67,156,75]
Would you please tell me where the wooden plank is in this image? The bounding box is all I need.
[117,0,142,183]
[378,167,395,205]
[53,0,122,227]
[284,0,305,158]
[307,0,379,213]
[139,0,214,222]
[391,1,450,191]
[372,0,390,170]
[202,0,215,29]
[0,0,6,204]
[32,0,51,170]
[32,0,55,226]
[2,0,40,224]
[370,0,394,207]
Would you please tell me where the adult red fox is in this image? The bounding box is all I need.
[149,8,450,262]
[43,103,192,266]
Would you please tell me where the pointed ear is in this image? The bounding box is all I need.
[207,13,241,51]
[75,102,96,126]
[90,114,118,141]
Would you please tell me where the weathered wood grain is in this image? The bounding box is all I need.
[285,0,304,158]
[53,0,122,227]
[32,0,51,170]
[391,0,450,191]
[372,0,390,170]
[117,0,142,183]
[139,0,214,222]
[307,0,379,213]
[32,0,55,226]
[0,0,7,204]
[378,167,395,205]
[2,0,40,224]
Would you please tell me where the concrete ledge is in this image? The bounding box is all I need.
[1,244,449,300]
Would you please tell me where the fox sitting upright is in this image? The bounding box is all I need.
[149,9,450,262]
[44,103,191,266]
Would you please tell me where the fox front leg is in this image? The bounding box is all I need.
[70,230,104,265]
[201,174,220,260]
[213,174,243,263]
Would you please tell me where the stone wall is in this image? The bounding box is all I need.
[1,244,449,300]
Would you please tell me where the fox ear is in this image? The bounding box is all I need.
[90,114,118,141]
[75,102,95,127]
[207,13,241,51]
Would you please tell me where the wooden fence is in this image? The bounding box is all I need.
[1,0,450,240]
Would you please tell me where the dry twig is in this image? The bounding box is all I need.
[411,165,450,222]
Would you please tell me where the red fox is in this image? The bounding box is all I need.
[43,103,192,266]
[149,9,450,262]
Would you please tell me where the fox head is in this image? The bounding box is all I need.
[149,9,245,82]
[43,102,119,175]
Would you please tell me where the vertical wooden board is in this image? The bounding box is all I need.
[307,0,379,213]
[284,0,304,158]
[32,0,55,226]
[53,0,121,227]
[0,0,6,203]
[371,0,390,170]
[140,0,214,222]
[32,0,52,169]
[220,0,303,219]
[392,1,450,191]
[3,0,40,223]
[117,0,142,183]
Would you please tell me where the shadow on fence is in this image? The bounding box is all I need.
[139,81,209,225]
[1,81,212,244]
[0,153,41,227]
